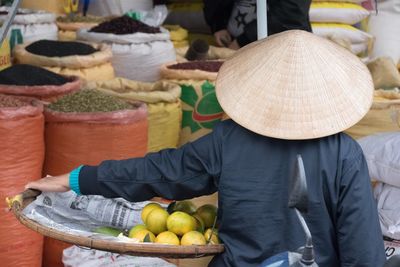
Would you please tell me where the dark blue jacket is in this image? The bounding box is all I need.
[77,120,386,267]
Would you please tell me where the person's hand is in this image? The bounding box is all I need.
[228,39,240,50]
[25,174,70,192]
[214,29,232,47]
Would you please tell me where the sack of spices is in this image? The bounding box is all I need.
[77,15,176,82]
[14,40,115,82]
[175,45,235,62]
[345,89,400,139]
[160,60,224,145]
[367,57,400,90]
[0,94,44,267]
[0,7,57,48]
[57,15,106,41]
[0,64,81,101]
[42,89,148,267]
[86,78,182,152]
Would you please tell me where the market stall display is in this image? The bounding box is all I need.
[86,78,182,153]
[85,0,153,17]
[42,89,148,267]
[0,95,44,267]
[0,64,80,101]
[14,40,115,81]
[77,15,176,82]
[310,1,372,56]
[0,7,57,49]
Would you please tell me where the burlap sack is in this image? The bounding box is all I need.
[345,89,400,139]
[14,42,114,81]
[57,20,100,41]
[161,63,224,146]
[0,96,44,267]
[86,78,182,152]
[175,45,235,62]
[367,57,400,89]
[42,103,148,267]
[0,76,81,102]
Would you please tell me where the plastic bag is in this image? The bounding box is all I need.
[63,246,176,267]
[125,5,169,27]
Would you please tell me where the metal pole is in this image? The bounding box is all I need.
[256,0,268,40]
[0,0,22,45]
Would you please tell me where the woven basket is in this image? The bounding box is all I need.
[9,190,225,258]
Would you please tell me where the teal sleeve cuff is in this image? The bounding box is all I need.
[69,165,83,195]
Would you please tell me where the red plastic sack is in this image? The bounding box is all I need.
[42,103,148,267]
[0,95,44,267]
[0,76,81,102]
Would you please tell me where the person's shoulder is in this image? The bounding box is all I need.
[334,132,365,173]
[214,119,239,136]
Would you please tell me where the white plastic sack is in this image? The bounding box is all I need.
[358,132,400,188]
[87,0,153,16]
[368,0,400,63]
[374,183,400,240]
[78,28,176,82]
[312,23,373,44]
[63,246,176,267]
[0,7,57,44]
[310,2,370,25]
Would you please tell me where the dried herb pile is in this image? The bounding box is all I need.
[47,89,133,113]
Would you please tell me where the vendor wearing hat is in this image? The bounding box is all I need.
[26,30,386,267]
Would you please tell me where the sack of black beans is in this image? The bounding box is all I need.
[77,16,176,82]
[14,40,115,82]
[0,7,57,48]
[175,45,236,62]
[161,60,224,146]
[0,64,81,102]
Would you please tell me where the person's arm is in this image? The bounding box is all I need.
[336,144,386,266]
[73,122,225,202]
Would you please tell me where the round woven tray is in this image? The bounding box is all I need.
[9,190,225,258]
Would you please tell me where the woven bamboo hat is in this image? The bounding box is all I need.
[216,30,373,140]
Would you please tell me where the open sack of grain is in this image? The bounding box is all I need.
[86,78,182,153]
[161,61,224,146]
[42,89,148,267]
[0,7,57,49]
[77,16,176,82]
[0,95,44,267]
[345,89,400,139]
[57,15,106,41]
[309,1,373,57]
[0,64,80,101]
[14,40,115,81]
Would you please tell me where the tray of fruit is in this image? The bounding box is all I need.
[8,189,224,258]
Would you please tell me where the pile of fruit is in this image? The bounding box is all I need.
[94,200,220,246]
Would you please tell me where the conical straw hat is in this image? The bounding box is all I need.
[216,30,373,140]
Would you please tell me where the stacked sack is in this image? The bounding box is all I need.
[14,40,115,82]
[345,58,400,139]
[77,15,176,82]
[310,0,373,57]
[164,24,189,48]
[0,7,57,50]
[56,15,106,41]
[358,133,400,259]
